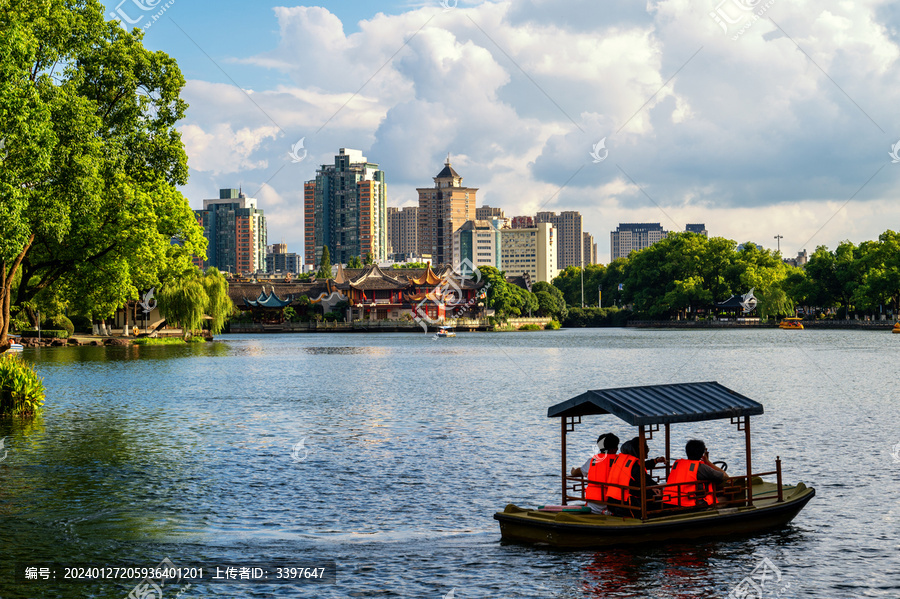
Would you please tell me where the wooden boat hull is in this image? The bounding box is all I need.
[494,482,815,548]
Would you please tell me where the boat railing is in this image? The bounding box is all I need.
[569,458,784,519]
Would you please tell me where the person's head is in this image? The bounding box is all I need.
[620,437,648,457]
[597,433,619,453]
[686,439,707,460]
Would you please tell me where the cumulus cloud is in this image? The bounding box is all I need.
[177,0,900,259]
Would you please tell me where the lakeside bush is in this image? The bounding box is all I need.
[0,355,45,417]
[563,307,631,328]
[545,320,561,330]
[69,315,93,334]
[20,329,69,339]
[518,323,542,331]
[41,315,74,337]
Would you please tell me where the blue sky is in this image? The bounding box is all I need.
[104,0,900,261]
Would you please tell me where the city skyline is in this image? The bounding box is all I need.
[117,0,900,261]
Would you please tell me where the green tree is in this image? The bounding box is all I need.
[317,245,332,279]
[347,255,363,269]
[158,268,234,335]
[0,1,204,349]
[478,266,538,318]
[532,281,568,320]
[363,252,373,265]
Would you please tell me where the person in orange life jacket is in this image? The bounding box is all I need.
[570,433,620,514]
[663,439,728,508]
[607,437,667,516]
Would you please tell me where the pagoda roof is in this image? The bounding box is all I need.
[334,263,349,284]
[348,264,408,290]
[406,264,443,286]
[243,287,293,308]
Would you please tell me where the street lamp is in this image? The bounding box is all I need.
[774,234,783,254]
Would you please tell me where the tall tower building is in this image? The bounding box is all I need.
[500,222,557,283]
[535,211,583,270]
[194,188,267,274]
[453,220,501,271]
[387,206,419,258]
[583,232,597,266]
[610,223,669,261]
[417,156,477,265]
[304,148,387,267]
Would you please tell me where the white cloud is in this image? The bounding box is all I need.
[176,0,900,261]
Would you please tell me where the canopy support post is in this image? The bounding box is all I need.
[561,418,567,505]
[744,415,753,507]
[639,425,648,521]
[664,423,671,479]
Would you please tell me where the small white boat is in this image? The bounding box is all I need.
[436,326,456,338]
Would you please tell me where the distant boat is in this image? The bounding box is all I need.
[779,317,804,330]
[436,326,456,338]
[893,322,900,334]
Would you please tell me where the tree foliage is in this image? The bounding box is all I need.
[0,1,204,348]
[317,245,332,279]
[478,266,538,318]
[158,268,234,334]
[347,255,363,269]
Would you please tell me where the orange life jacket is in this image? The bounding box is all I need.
[585,453,617,502]
[663,459,716,507]
[604,454,637,502]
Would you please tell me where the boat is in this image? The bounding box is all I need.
[893,322,900,334]
[779,317,804,330]
[3,335,23,354]
[494,381,816,548]
[435,326,456,338]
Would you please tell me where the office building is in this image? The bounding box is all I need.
[685,223,708,237]
[266,243,301,274]
[476,205,505,221]
[610,223,669,261]
[583,232,597,265]
[536,211,583,270]
[500,222,557,283]
[305,148,387,267]
[194,188,267,274]
[452,220,502,271]
[387,206,419,258]
[417,156,477,265]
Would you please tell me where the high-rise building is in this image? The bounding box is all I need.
[417,156,477,265]
[476,205,505,221]
[194,188,267,274]
[500,222,557,283]
[387,206,419,258]
[583,232,597,265]
[266,243,300,274]
[536,211,583,270]
[453,220,501,271]
[685,223,708,236]
[305,148,387,267]
[610,223,669,261]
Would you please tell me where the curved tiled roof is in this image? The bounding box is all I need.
[348,264,407,290]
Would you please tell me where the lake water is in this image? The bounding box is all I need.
[1,328,898,598]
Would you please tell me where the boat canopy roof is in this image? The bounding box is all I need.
[547,381,763,426]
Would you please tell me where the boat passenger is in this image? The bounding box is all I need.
[606,437,666,516]
[571,433,619,514]
[662,439,728,509]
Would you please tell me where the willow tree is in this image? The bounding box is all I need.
[158,268,233,335]
[0,0,205,350]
